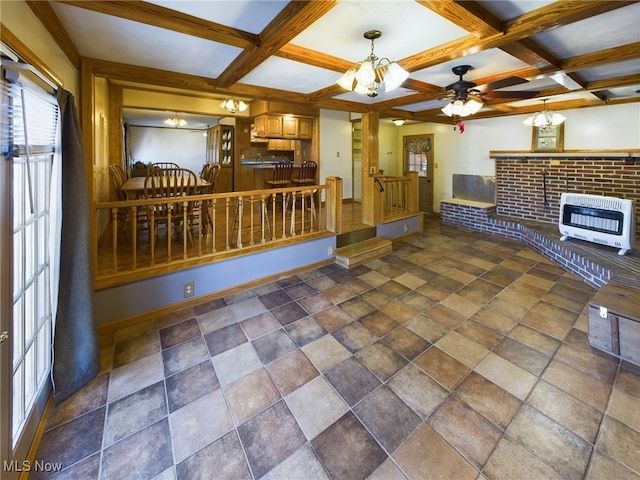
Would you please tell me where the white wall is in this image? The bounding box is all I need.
[318,109,354,198]
[129,126,208,174]
[318,103,639,212]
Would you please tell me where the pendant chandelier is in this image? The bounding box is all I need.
[336,30,409,98]
[164,113,186,128]
[523,99,566,127]
[220,98,248,113]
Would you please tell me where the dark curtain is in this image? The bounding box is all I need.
[52,90,100,405]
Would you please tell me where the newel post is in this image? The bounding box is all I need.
[325,176,342,233]
[407,171,419,213]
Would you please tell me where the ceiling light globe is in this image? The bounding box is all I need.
[355,61,375,86]
[336,68,356,91]
[384,62,409,92]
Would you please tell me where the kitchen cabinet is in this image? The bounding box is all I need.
[254,114,313,139]
[206,125,234,192]
[267,139,295,151]
[283,116,312,139]
[254,114,282,138]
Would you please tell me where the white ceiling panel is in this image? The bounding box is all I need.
[239,57,340,94]
[290,1,467,62]
[144,1,288,33]
[480,0,556,19]
[532,3,640,59]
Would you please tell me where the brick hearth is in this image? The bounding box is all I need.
[440,199,640,291]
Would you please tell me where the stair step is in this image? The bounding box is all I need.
[334,237,392,269]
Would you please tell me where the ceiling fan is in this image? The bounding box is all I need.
[443,65,540,102]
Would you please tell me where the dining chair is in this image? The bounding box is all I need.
[199,164,220,234]
[289,160,318,233]
[109,164,131,242]
[148,162,181,176]
[144,167,197,244]
[266,161,294,211]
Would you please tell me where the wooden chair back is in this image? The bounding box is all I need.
[148,162,181,176]
[294,161,317,186]
[109,164,128,200]
[267,161,293,187]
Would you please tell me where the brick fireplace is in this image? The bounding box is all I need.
[492,152,640,237]
[440,151,640,289]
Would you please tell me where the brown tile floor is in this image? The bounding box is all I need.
[33,218,640,480]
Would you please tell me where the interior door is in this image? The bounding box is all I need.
[404,134,434,214]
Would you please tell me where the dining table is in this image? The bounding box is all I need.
[120,175,210,198]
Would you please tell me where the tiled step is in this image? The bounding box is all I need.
[334,237,392,269]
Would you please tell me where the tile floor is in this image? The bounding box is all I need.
[33,219,640,480]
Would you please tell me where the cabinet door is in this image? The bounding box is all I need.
[282,116,297,138]
[265,115,282,137]
[297,117,312,139]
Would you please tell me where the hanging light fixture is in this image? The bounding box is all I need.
[441,97,483,117]
[392,119,406,126]
[523,99,565,127]
[164,113,186,128]
[336,30,409,98]
[220,98,248,113]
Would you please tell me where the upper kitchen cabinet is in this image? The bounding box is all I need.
[250,100,317,140]
[254,114,282,138]
[283,116,312,139]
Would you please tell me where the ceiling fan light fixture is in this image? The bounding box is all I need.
[336,30,408,98]
[164,113,186,128]
[441,98,483,117]
[220,98,248,113]
[523,99,565,127]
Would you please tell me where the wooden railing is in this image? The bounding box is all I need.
[94,177,342,289]
[379,171,419,222]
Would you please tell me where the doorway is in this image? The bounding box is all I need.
[404,134,434,214]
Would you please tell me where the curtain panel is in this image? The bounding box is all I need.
[52,90,99,404]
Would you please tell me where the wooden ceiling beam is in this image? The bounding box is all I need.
[55,0,257,49]
[416,0,503,37]
[400,1,633,72]
[215,1,338,88]
[27,1,81,68]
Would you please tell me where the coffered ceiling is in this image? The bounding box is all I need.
[27,0,640,124]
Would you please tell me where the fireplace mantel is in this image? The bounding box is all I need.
[490,149,639,159]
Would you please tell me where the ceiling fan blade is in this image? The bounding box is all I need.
[484,76,528,91]
[484,90,540,99]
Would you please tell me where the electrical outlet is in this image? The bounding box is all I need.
[184,281,194,298]
[328,246,334,256]
[403,224,409,233]
[370,167,376,175]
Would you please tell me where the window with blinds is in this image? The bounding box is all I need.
[1,65,59,450]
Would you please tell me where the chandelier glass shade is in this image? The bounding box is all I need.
[523,100,565,127]
[336,30,409,98]
[220,98,248,113]
[441,98,483,117]
[164,113,186,128]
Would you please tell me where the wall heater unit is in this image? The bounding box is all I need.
[559,193,635,255]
